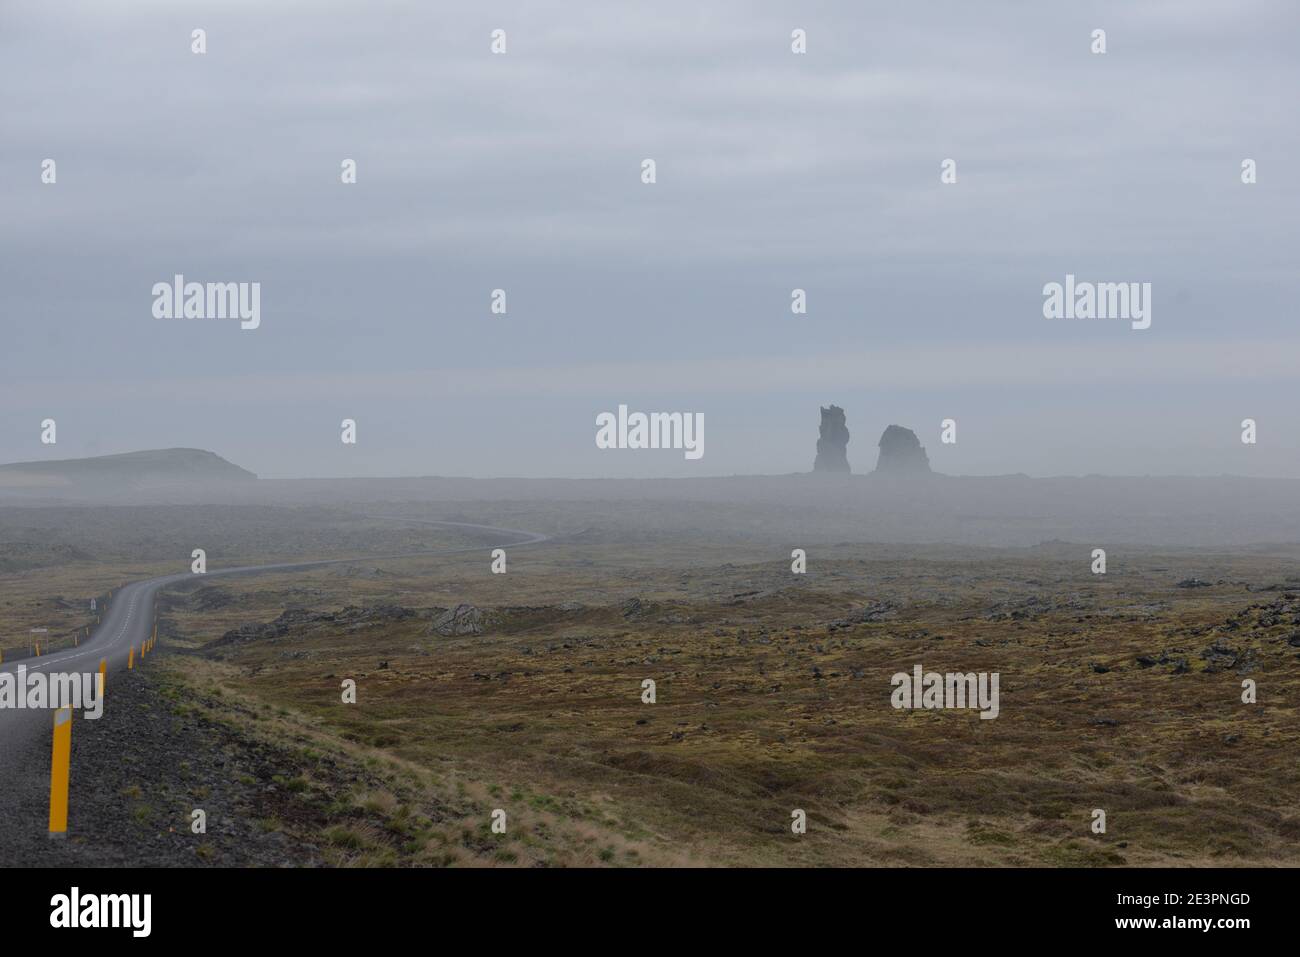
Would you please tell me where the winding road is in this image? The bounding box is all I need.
[0,518,550,847]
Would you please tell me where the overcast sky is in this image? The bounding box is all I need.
[2,0,1297,479]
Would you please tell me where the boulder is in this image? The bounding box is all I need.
[432,603,484,636]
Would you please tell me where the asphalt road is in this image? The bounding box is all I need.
[0,519,549,847]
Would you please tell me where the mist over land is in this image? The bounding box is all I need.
[3,447,1300,548]
[5,444,1300,870]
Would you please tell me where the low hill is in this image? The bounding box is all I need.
[0,449,256,494]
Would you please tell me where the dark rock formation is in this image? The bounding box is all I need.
[432,603,484,636]
[813,405,851,473]
[621,597,650,619]
[208,604,418,650]
[874,425,931,474]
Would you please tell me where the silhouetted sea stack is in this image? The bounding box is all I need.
[874,425,931,474]
[813,405,851,473]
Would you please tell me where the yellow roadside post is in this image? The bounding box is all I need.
[35,642,41,657]
[99,658,107,691]
[49,706,72,839]
[128,647,134,670]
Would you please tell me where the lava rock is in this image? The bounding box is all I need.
[432,603,484,636]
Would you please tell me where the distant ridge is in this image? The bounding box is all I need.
[0,448,256,491]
